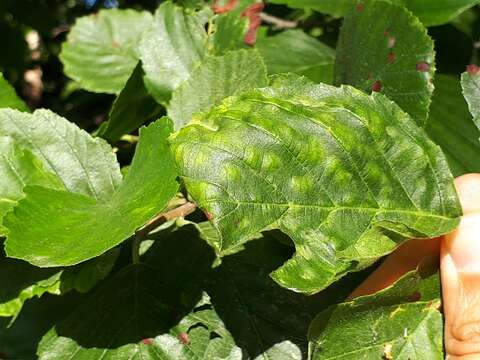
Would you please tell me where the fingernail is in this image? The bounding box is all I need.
[444,214,480,272]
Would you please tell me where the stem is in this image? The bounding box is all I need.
[131,202,197,263]
[260,13,298,29]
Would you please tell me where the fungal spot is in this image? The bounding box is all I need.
[383,343,393,359]
[371,80,382,92]
[383,28,390,36]
[387,37,396,48]
[387,52,396,63]
[142,338,153,345]
[355,3,364,11]
[241,3,264,45]
[178,332,190,345]
[407,291,421,302]
[112,41,119,48]
[467,64,480,75]
[416,62,430,72]
[212,0,239,13]
[203,209,214,221]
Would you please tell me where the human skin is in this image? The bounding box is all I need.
[349,173,480,359]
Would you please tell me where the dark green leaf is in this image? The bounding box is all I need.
[257,30,335,84]
[4,119,178,267]
[269,0,480,26]
[97,63,163,143]
[0,109,122,200]
[60,9,153,94]
[426,74,480,176]
[139,2,210,104]
[335,0,435,126]
[0,73,28,111]
[461,68,480,128]
[170,81,461,294]
[168,49,268,130]
[308,270,443,359]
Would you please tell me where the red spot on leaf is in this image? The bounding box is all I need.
[142,338,153,345]
[383,28,390,36]
[467,64,480,75]
[407,291,421,302]
[387,52,396,63]
[178,332,190,345]
[212,0,239,14]
[203,209,214,221]
[387,37,396,48]
[355,3,364,12]
[416,62,430,72]
[241,2,264,46]
[371,80,382,92]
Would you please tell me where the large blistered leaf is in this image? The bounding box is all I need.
[139,2,209,104]
[97,63,163,143]
[461,68,480,130]
[0,137,63,235]
[257,30,335,84]
[170,81,461,294]
[168,49,268,130]
[426,74,480,176]
[269,0,480,26]
[308,269,443,359]
[4,119,178,267]
[0,73,28,111]
[60,9,153,94]
[0,109,122,200]
[335,0,435,126]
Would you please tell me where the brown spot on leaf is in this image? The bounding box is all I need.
[178,332,190,345]
[416,62,430,72]
[407,291,421,302]
[371,80,382,92]
[383,343,393,359]
[212,0,239,14]
[387,37,396,48]
[142,338,153,345]
[383,28,390,36]
[203,209,214,221]
[241,3,264,46]
[467,64,480,75]
[355,3,364,12]
[112,41,119,48]
[387,52,396,63]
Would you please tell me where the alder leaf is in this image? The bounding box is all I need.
[4,119,178,267]
[168,49,268,130]
[0,109,122,200]
[308,269,443,359]
[461,68,480,130]
[60,9,153,94]
[0,137,63,235]
[256,30,335,84]
[170,81,461,294]
[269,0,480,26]
[426,74,480,176]
[139,2,210,104]
[96,63,163,142]
[0,73,28,111]
[335,0,435,126]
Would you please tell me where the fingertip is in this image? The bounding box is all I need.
[454,173,480,214]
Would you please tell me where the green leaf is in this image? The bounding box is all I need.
[0,137,64,235]
[210,11,249,55]
[60,9,153,94]
[426,74,480,176]
[257,30,335,84]
[0,73,28,111]
[269,0,480,26]
[308,269,443,359]
[139,2,209,104]
[168,49,268,130]
[461,68,480,126]
[170,81,461,294]
[0,249,118,319]
[335,0,435,126]
[4,119,178,267]
[97,63,163,143]
[0,109,122,200]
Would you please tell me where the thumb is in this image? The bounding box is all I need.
[442,174,480,359]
